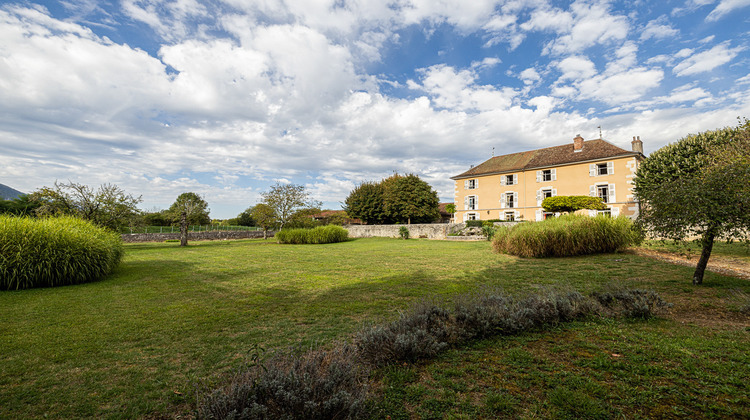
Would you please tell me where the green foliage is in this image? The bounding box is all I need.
[492,214,642,258]
[634,120,750,284]
[382,174,441,224]
[542,195,606,213]
[141,210,172,226]
[275,225,348,244]
[445,203,456,214]
[0,215,123,290]
[236,208,256,226]
[465,220,483,228]
[481,221,496,241]
[197,343,368,420]
[344,174,440,224]
[261,183,320,229]
[0,195,40,216]
[167,192,210,225]
[399,226,410,240]
[249,203,277,238]
[30,182,142,231]
[344,181,386,224]
[284,207,322,229]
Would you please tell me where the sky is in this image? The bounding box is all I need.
[1,0,749,219]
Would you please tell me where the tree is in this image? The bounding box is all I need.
[29,181,142,231]
[261,183,319,229]
[167,192,210,246]
[249,203,277,239]
[542,196,606,214]
[634,120,750,285]
[285,207,322,229]
[344,181,386,224]
[0,195,40,216]
[236,208,256,227]
[445,203,456,223]
[344,174,440,224]
[382,174,440,224]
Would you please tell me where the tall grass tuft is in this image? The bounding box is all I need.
[275,225,348,244]
[492,214,642,258]
[0,215,124,290]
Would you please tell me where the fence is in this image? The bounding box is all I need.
[121,225,262,234]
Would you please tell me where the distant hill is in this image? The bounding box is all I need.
[0,183,25,200]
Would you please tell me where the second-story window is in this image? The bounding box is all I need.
[506,192,515,208]
[537,169,556,182]
[542,169,552,181]
[466,179,478,189]
[597,163,608,175]
[505,174,515,185]
[468,195,477,210]
[597,185,609,203]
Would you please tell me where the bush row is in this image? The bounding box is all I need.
[197,286,671,418]
[492,214,643,258]
[0,215,124,290]
[275,225,349,244]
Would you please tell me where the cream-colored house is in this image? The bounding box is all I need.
[451,135,645,222]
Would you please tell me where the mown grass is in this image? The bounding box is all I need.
[0,238,748,418]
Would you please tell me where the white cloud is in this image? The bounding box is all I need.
[673,42,743,76]
[576,68,664,105]
[640,17,679,41]
[555,56,597,80]
[520,67,541,85]
[707,0,750,21]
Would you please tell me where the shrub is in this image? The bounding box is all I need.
[465,220,483,228]
[398,226,409,240]
[492,214,642,258]
[197,343,368,420]
[592,286,672,319]
[0,215,123,290]
[275,225,348,244]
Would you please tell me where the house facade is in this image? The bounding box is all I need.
[451,135,645,222]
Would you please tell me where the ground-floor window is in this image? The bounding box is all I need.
[504,211,515,221]
[598,209,612,217]
[466,212,478,221]
[543,212,555,219]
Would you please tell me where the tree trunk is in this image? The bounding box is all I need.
[693,230,716,285]
[263,228,267,240]
[180,211,188,247]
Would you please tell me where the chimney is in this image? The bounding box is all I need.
[573,134,584,152]
[631,136,643,154]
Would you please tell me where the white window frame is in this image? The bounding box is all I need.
[537,168,556,182]
[465,179,478,190]
[591,183,616,204]
[501,174,517,186]
[465,212,479,221]
[536,187,557,206]
[504,211,518,221]
[465,195,478,210]
[590,162,614,177]
[500,191,518,209]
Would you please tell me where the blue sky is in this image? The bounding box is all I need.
[1,0,749,218]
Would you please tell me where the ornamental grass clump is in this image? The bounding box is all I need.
[492,214,642,258]
[0,215,123,290]
[275,225,348,244]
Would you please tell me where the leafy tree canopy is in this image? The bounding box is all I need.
[261,183,319,229]
[344,174,440,224]
[167,192,211,225]
[542,196,607,213]
[634,119,750,285]
[249,203,277,239]
[236,208,256,226]
[29,181,142,231]
[0,195,40,216]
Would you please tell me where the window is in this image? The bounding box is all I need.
[466,179,478,189]
[506,192,515,208]
[590,162,614,176]
[537,168,556,182]
[467,195,477,210]
[504,174,516,185]
[504,211,515,221]
[597,185,609,203]
[598,209,612,217]
[543,212,555,219]
[542,189,553,200]
[597,163,608,176]
[536,188,556,206]
[467,213,478,221]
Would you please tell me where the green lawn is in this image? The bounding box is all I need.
[1,238,748,419]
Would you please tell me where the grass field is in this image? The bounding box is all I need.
[0,238,748,418]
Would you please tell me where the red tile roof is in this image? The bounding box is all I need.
[451,139,640,179]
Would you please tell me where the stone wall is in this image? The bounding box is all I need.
[121,230,274,243]
[344,223,463,240]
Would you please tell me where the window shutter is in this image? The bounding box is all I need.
[513,192,518,208]
[535,210,542,221]
[464,180,468,190]
[551,168,557,181]
[501,176,506,186]
[475,195,479,210]
[500,193,506,209]
[589,164,596,177]
[464,196,468,210]
[514,210,520,220]
[536,190,542,206]
[475,179,479,188]
[552,188,557,197]
[608,183,616,203]
[590,185,596,197]
[513,174,518,185]
[607,161,614,175]
[612,206,620,217]
[536,170,542,182]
